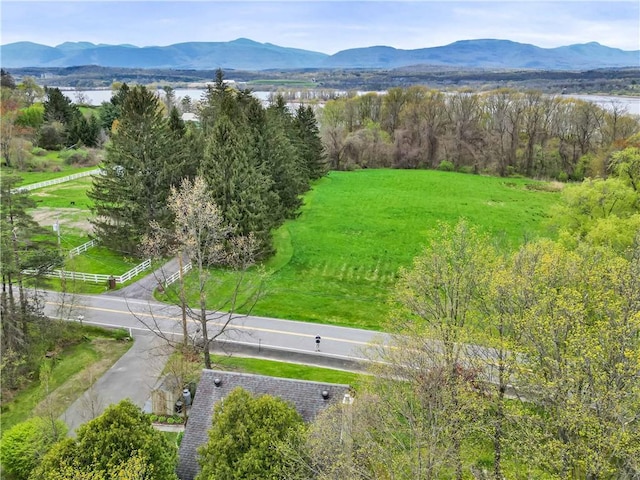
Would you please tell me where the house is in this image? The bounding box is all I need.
[177,369,352,480]
[180,112,198,123]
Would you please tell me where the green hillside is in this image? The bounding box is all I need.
[181,169,561,330]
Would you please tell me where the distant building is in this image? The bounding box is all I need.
[180,112,198,123]
[177,369,351,480]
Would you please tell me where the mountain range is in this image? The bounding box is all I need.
[1,38,638,71]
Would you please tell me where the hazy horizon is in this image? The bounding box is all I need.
[1,1,638,55]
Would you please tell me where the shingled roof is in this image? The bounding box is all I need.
[177,369,351,480]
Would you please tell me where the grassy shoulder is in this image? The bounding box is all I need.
[170,169,561,330]
[0,325,132,435]
[165,350,364,392]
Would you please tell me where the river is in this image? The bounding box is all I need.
[62,88,640,116]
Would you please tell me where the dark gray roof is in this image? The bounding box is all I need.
[177,369,351,480]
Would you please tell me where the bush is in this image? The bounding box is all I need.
[38,122,65,150]
[438,160,455,172]
[176,431,184,447]
[167,417,175,424]
[30,147,47,157]
[149,414,158,422]
[59,148,93,166]
[158,416,166,423]
[457,165,476,174]
[0,417,67,480]
[112,328,131,341]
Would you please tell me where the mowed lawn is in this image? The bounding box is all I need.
[185,169,560,331]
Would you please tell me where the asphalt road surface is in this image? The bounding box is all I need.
[42,289,389,365]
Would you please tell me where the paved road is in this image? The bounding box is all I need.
[46,265,389,433]
[44,289,388,365]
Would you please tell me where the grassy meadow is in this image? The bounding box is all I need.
[173,169,561,331]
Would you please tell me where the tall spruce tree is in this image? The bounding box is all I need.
[200,114,277,257]
[262,100,308,220]
[294,104,327,180]
[88,85,192,255]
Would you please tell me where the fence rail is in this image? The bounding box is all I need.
[23,258,152,285]
[163,261,193,287]
[119,259,152,283]
[12,169,102,193]
[68,239,99,257]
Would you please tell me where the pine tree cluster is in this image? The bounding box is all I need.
[89,71,326,258]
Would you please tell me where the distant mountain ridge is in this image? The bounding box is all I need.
[1,38,638,70]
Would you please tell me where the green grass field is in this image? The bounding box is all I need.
[29,176,95,209]
[7,166,98,186]
[1,148,99,186]
[172,169,560,331]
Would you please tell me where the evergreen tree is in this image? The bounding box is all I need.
[41,87,91,147]
[43,87,76,125]
[200,114,277,256]
[294,104,327,180]
[88,85,192,254]
[98,83,130,132]
[261,102,307,220]
[168,106,185,136]
[67,113,99,148]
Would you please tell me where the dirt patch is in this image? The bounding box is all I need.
[32,207,94,234]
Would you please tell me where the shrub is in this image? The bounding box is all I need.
[167,417,175,424]
[30,147,47,157]
[0,417,67,480]
[38,122,65,150]
[176,431,184,446]
[158,416,166,423]
[59,148,92,166]
[438,160,455,172]
[16,104,44,129]
[150,414,158,422]
[112,328,131,341]
[457,165,476,174]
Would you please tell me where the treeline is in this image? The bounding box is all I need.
[88,71,326,257]
[320,87,640,179]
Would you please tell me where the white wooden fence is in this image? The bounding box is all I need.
[118,259,152,283]
[68,239,99,257]
[163,261,193,287]
[24,258,152,285]
[12,169,102,193]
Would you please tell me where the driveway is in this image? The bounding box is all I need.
[59,331,172,435]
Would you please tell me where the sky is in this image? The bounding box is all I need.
[1,1,638,54]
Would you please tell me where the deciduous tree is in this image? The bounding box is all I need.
[197,387,304,480]
[0,416,67,480]
[142,177,262,369]
[32,399,178,480]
